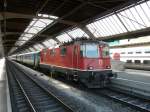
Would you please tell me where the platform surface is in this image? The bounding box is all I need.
[116,69,150,83]
[0,58,11,112]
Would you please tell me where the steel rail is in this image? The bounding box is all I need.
[6,61,36,112]
[96,88,150,112]
[7,60,73,112]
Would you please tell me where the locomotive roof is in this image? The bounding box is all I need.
[60,38,108,47]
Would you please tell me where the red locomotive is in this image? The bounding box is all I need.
[40,40,113,88]
[13,39,114,88]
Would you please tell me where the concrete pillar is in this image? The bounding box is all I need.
[0,22,4,58]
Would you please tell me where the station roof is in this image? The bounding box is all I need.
[1,0,150,55]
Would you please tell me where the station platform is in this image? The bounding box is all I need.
[116,69,150,83]
[0,58,11,112]
[111,69,150,99]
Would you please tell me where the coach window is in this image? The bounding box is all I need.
[60,47,67,56]
[50,49,55,56]
[128,52,133,54]
[136,51,141,54]
[145,51,150,54]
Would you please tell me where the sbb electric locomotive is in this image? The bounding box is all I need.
[12,40,114,88]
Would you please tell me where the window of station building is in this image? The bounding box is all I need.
[121,52,125,54]
[50,49,55,56]
[60,47,67,56]
[128,52,133,54]
[136,51,141,54]
[126,60,132,63]
[144,51,150,54]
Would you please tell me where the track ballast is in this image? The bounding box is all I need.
[6,60,73,112]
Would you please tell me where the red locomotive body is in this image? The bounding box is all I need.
[40,40,113,88]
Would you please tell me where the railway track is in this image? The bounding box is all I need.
[6,60,73,112]
[96,88,150,112]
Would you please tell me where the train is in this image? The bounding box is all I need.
[110,46,150,70]
[11,40,114,88]
[110,46,150,64]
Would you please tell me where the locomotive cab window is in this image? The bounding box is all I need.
[102,46,109,57]
[60,47,67,56]
[80,43,99,58]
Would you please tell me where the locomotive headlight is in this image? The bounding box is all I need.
[88,66,93,70]
[106,66,110,69]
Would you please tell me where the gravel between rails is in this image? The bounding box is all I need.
[13,61,142,112]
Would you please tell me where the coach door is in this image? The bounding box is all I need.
[73,45,78,69]
[34,53,39,67]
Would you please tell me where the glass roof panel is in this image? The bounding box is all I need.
[13,13,58,48]
[56,33,72,42]
[29,20,36,26]
[47,39,57,45]
[68,28,89,39]
[93,22,104,37]
[29,47,36,51]
[21,36,29,41]
[34,44,44,50]
[86,14,127,38]
[24,49,30,53]
[117,3,149,31]
[40,19,53,25]
[43,41,53,47]
[33,20,47,28]
[27,27,39,34]
[119,11,136,31]
[33,45,39,50]
[23,33,34,38]
[135,4,147,27]
[109,16,122,33]
[37,44,45,49]
[112,14,127,32]
[86,0,150,38]
[140,2,150,27]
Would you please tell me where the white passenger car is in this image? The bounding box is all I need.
[110,46,150,64]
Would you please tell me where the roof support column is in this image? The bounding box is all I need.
[0,22,4,58]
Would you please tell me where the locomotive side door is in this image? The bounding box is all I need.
[73,45,78,70]
[72,45,79,81]
[34,53,39,67]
